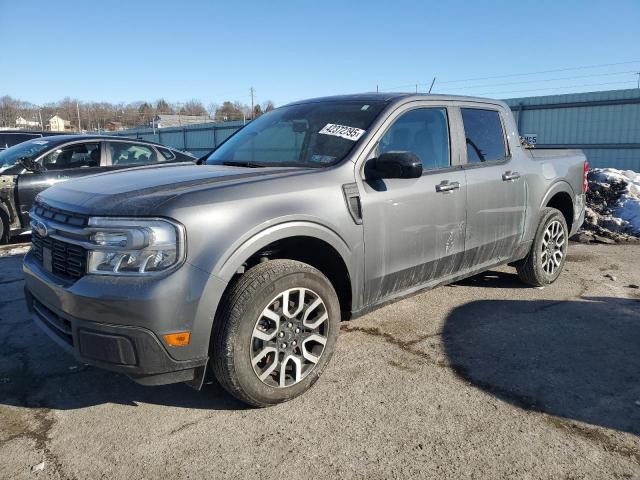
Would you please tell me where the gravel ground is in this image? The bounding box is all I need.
[0,241,639,480]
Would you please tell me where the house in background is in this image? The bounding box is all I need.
[104,121,124,131]
[15,116,41,128]
[48,115,73,132]
[151,114,211,129]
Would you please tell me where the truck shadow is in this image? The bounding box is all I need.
[442,296,640,435]
[452,270,529,289]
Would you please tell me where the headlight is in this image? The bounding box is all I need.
[86,217,185,275]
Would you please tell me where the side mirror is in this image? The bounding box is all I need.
[366,151,422,179]
[19,157,45,173]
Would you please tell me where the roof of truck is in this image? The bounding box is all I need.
[285,92,506,107]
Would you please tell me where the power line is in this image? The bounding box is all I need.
[442,70,639,91]
[436,60,640,84]
[378,59,640,91]
[472,80,638,97]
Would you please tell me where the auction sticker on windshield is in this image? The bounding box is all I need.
[319,124,365,141]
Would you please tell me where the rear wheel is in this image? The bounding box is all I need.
[516,207,568,287]
[211,260,340,407]
[0,209,10,245]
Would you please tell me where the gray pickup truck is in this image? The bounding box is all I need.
[23,93,587,406]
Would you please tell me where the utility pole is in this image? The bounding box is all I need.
[38,109,43,130]
[76,102,81,132]
[250,87,255,120]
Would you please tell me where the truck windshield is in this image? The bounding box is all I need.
[205,101,388,168]
[0,139,52,170]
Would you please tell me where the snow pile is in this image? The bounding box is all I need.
[582,168,640,241]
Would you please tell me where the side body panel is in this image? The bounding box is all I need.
[353,101,468,306]
[452,103,528,270]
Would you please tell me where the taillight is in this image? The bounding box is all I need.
[582,161,589,193]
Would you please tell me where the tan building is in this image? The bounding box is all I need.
[48,115,73,132]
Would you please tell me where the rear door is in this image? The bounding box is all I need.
[15,141,106,226]
[457,105,526,270]
[359,104,467,305]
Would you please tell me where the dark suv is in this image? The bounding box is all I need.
[0,135,195,243]
[0,130,69,151]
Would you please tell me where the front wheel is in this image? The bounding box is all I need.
[211,260,340,407]
[516,207,569,287]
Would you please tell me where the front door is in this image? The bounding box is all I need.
[16,141,105,225]
[459,106,526,270]
[359,106,467,306]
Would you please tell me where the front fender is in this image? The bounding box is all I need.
[211,218,354,282]
[190,219,359,353]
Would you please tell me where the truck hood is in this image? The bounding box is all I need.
[37,163,308,215]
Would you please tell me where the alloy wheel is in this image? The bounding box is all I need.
[250,287,329,388]
[540,220,566,275]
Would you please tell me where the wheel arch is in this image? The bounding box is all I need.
[213,221,356,319]
[541,181,574,230]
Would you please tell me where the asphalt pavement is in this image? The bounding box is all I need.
[1,240,639,479]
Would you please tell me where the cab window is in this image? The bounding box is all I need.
[109,142,158,165]
[378,108,450,170]
[460,108,507,163]
[41,143,101,169]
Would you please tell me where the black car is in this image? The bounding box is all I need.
[0,135,195,243]
[0,130,74,151]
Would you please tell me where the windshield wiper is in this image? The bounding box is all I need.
[222,161,267,168]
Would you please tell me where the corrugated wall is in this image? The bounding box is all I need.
[106,120,245,156]
[503,88,640,170]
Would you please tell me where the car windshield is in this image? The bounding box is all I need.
[0,138,52,170]
[205,100,388,168]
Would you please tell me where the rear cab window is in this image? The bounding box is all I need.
[460,108,507,164]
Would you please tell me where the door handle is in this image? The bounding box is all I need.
[436,180,460,193]
[502,171,521,181]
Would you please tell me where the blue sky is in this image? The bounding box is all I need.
[1,0,639,107]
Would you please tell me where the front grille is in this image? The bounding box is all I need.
[33,202,88,227]
[32,232,87,281]
[30,202,89,282]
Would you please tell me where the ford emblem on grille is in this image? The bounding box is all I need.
[35,221,49,238]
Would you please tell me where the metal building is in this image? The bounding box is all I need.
[503,88,640,170]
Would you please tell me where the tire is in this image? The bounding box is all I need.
[211,259,341,407]
[516,207,569,287]
[0,209,10,245]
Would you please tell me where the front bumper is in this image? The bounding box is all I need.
[23,250,228,386]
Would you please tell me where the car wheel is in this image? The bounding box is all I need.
[0,209,9,245]
[211,259,340,407]
[516,207,569,287]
